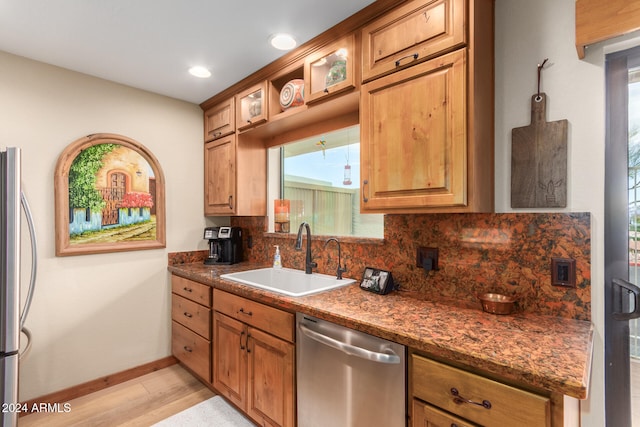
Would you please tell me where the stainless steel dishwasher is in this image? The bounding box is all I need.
[296,313,406,427]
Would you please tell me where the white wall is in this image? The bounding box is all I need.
[0,50,221,401]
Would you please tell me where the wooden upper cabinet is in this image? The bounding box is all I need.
[236,82,268,131]
[304,34,357,104]
[204,135,236,215]
[360,0,494,214]
[204,97,235,142]
[204,133,266,216]
[361,50,467,212]
[361,0,466,82]
[576,0,640,58]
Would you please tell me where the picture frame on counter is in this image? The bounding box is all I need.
[360,267,394,295]
[54,133,166,256]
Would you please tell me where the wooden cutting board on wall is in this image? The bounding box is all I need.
[511,93,568,208]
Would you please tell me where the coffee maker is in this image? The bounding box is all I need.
[203,226,242,265]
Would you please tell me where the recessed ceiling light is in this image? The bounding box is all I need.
[269,33,297,50]
[188,66,211,78]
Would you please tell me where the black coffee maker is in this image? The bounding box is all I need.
[203,226,242,265]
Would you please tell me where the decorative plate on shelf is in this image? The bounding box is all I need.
[279,79,304,111]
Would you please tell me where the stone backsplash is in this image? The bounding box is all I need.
[167,213,591,321]
[220,213,591,321]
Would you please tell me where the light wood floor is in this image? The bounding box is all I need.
[20,364,215,427]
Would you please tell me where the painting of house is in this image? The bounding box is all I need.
[68,143,157,243]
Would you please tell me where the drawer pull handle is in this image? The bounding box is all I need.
[183,312,193,318]
[183,287,192,292]
[240,331,245,350]
[239,308,253,316]
[246,333,251,353]
[183,346,193,353]
[362,180,369,203]
[450,388,491,409]
[395,53,419,67]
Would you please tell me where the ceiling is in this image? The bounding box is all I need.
[0,0,376,104]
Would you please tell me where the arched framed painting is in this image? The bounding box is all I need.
[54,133,166,256]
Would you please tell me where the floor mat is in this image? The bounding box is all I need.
[153,395,255,427]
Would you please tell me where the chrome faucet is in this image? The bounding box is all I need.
[295,222,317,274]
[324,238,347,280]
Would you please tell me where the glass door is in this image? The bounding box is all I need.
[605,45,640,427]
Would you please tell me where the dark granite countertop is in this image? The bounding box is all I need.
[168,261,593,400]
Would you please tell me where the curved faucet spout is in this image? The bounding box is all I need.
[295,222,317,274]
[324,238,347,280]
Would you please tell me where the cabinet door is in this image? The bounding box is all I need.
[304,34,357,104]
[213,312,247,409]
[204,135,236,215]
[204,97,235,142]
[246,327,295,427]
[360,49,466,212]
[361,0,466,82]
[237,82,268,131]
[412,399,479,427]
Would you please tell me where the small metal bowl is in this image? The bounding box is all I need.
[478,293,516,315]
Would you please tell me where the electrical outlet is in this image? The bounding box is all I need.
[416,247,439,271]
[551,257,576,287]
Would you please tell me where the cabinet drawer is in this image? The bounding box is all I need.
[412,398,479,427]
[172,294,211,339]
[361,0,466,81]
[172,321,211,383]
[214,289,294,342]
[412,354,550,427]
[171,275,212,307]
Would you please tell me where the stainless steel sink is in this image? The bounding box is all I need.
[220,267,355,297]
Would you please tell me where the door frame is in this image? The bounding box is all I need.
[604,45,640,427]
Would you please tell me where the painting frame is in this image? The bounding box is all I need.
[54,133,166,256]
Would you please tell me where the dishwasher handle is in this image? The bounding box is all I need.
[299,323,400,364]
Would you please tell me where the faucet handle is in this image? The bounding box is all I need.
[336,264,347,280]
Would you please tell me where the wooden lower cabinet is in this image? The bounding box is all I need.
[171,321,210,382]
[170,275,212,383]
[213,290,295,427]
[411,352,555,427]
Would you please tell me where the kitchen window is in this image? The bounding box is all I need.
[267,125,383,238]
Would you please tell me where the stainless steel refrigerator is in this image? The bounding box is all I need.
[1,147,37,427]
